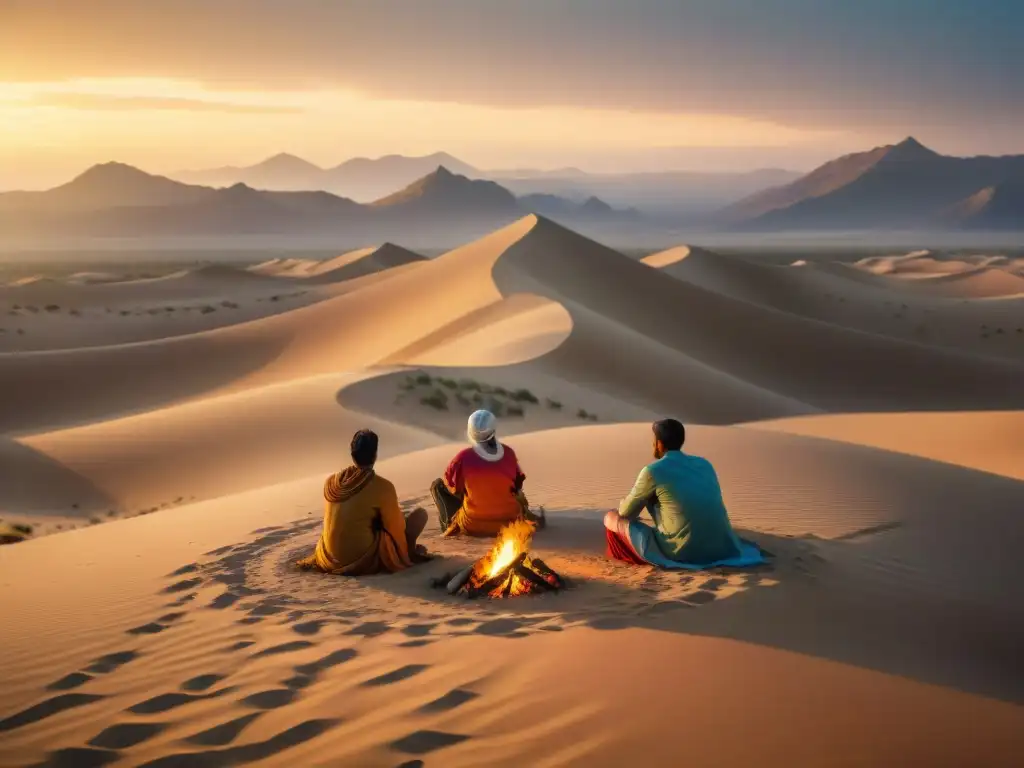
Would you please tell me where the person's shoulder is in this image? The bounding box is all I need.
[370,473,397,494]
[451,447,474,462]
[501,443,518,459]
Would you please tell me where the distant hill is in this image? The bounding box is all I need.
[174,153,800,217]
[176,152,479,201]
[0,163,641,243]
[718,138,1024,230]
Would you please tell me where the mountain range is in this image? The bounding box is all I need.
[721,138,1024,230]
[175,153,800,216]
[0,163,642,243]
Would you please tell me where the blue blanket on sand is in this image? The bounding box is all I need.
[626,522,766,570]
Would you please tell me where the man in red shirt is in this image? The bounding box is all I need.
[431,410,539,536]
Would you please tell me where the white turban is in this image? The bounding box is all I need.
[467,409,497,444]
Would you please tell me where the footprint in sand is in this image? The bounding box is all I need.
[419,688,479,713]
[88,721,168,749]
[128,688,233,715]
[137,718,337,768]
[361,664,429,687]
[180,674,227,692]
[250,640,314,659]
[47,672,94,691]
[389,730,471,756]
[162,577,203,594]
[0,693,106,733]
[85,650,140,674]
[238,688,298,710]
[183,713,263,747]
[290,619,327,636]
[126,612,186,636]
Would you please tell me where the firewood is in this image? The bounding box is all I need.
[446,565,474,595]
[467,552,527,598]
[514,561,558,592]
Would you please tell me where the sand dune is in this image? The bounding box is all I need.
[250,243,426,283]
[2,424,1022,766]
[645,244,1024,361]
[3,215,1023,766]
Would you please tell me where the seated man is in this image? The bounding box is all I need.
[431,409,541,536]
[297,429,428,575]
[604,418,762,569]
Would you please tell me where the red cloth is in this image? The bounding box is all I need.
[605,527,647,565]
[443,445,525,536]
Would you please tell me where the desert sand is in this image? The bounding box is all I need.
[2,215,1023,766]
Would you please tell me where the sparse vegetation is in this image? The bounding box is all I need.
[120,310,131,316]
[546,398,563,410]
[438,377,458,390]
[88,516,102,525]
[220,300,239,309]
[455,392,472,407]
[69,308,81,316]
[12,523,33,535]
[510,388,539,404]
[577,408,591,420]
[458,378,482,392]
[200,305,217,314]
[420,388,449,410]
[44,304,60,312]
[506,403,525,417]
[414,372,433,386]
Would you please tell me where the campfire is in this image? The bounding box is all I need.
[435,519,565,598]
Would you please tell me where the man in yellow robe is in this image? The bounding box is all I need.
[297,430,428,575]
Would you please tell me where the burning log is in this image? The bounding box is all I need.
[432,518,565,599]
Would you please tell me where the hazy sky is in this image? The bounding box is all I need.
[1,0,1022,188]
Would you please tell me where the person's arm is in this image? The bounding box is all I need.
[618,467,656,520]
[380,481,410,559]
[443,454,464,495]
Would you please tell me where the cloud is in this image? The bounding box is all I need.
[1,0,1022,139]
[27,92,303,114]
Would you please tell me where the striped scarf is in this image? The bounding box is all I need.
[324,466,375,502]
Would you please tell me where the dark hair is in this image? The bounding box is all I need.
[350,429,379,467]
[653,418,685,451]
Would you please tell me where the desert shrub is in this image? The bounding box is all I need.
[438,377,458,390]
[414,372,433,386]
[506,403,525,417]
[455,392,472,407]
[220,300,238,309]
[494,386,509,396]
[420,389,449,410]
[399,376,417,391]
[200,305,217,314]
[147,308,161,315]
[269,295,281,302]
[120,310,131,316]
[12,523,33,535]
[510,388,539,404]
[164,306,175,313]
[106,509,117,517]
[44,304,60,312]
[88,516,101,525]
[488,399,506,417]
[471,392,484,405]
[577,408,590,420]
[546,398,563,410]
[458,378,482,391]
[69,308,81,316]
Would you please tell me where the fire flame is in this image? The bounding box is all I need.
[482,519,535,579]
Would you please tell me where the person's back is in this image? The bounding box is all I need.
[319,467,400,567]
[445,443,523,535]
[644,451,740,564]
[431,410,528,536]
[297,430,427,575]
[607,418,749,568]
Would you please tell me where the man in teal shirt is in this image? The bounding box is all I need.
[604,419,762,569]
